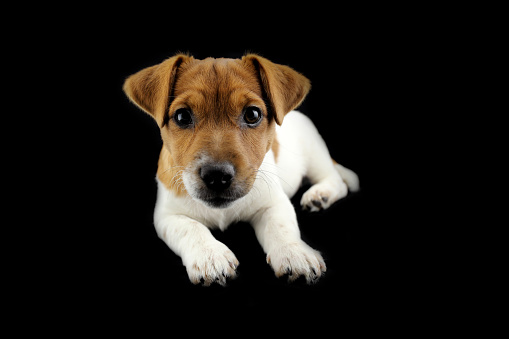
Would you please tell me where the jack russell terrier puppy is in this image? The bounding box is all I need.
[123,53,359,286]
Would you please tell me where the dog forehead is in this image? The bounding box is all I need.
[175,57,261,96]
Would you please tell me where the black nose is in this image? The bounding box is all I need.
[199,163,235,192]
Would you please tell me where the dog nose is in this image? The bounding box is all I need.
[199,163,235,192]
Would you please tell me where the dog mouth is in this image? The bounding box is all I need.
[196,191,246,208]
[201,195,239,208]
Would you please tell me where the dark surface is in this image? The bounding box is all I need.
[49,10,436,327]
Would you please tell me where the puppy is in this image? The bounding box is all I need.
[123,54,359,285]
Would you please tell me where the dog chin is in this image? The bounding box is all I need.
[199,196,239,209]
[186,188,246,208]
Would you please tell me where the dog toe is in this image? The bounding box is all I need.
[300,181,348,212]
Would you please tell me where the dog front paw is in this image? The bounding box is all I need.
[266,241,326,284]
[184,242,239,286]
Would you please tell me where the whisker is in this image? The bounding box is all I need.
[255,172,272,201]
[261,162,283,169]
[258,168,294,192]
[168,169,185,191]
[162,165,185,174]
[250,182,261,199]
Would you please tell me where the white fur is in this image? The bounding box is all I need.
[153,111,359,284]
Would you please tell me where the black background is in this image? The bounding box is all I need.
[40,7,441,328]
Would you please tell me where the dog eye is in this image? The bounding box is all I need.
[174,108,193,128]
[243,106,262,126]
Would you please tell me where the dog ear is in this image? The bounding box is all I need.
[243,54,311,125]
[123,54,192,127]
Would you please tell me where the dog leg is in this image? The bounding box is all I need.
[154,214,239,286]
[333,161,360,192]
[298,120,359,212]
[277,111,359,211]
[251,195,326,283]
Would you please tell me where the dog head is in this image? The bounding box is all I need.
[123,54,310,208]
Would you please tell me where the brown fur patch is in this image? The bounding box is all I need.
[123,54,310,197]
[157,146,187,196]
[158,58,276,196]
